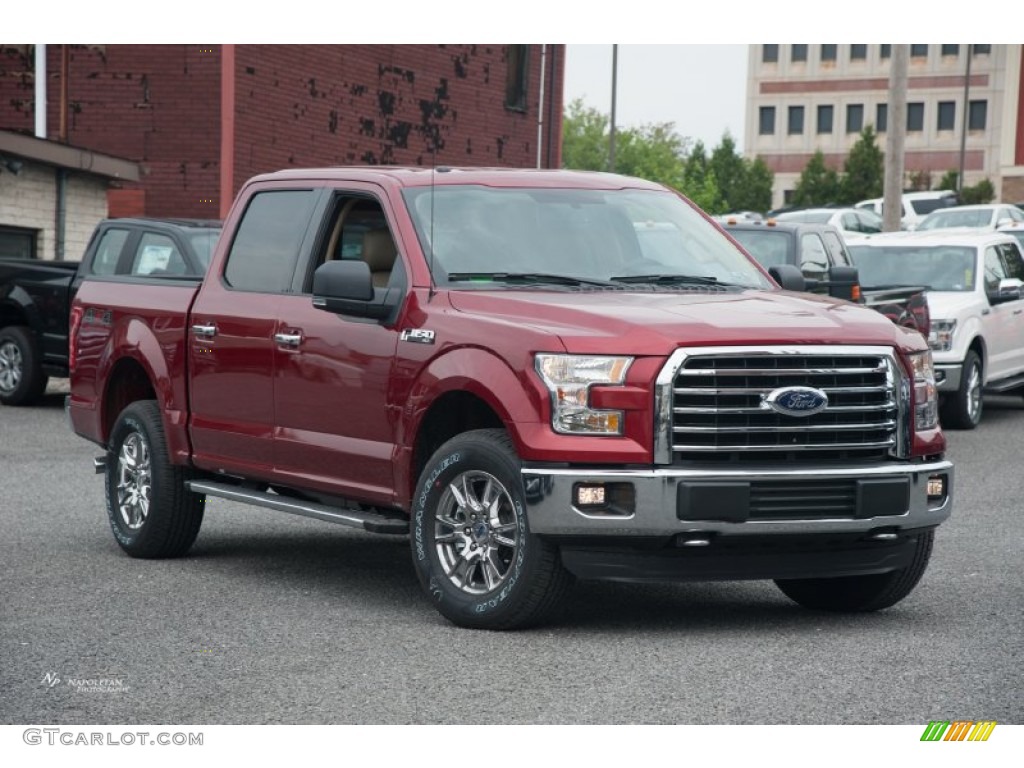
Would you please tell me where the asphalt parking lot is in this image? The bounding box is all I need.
[1,382,1022,725]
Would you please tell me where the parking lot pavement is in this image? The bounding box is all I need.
[1,385,1022,724]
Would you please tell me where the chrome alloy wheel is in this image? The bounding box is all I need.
[116,432,152,530]
[434,470,521,595]
[0,340,22,394]
[965,361,982,424]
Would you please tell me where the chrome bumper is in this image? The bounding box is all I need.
[934,363,962,392]
[521,460,953,537]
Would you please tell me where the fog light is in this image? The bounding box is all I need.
[575,484,606,507]
[927,475,946,502]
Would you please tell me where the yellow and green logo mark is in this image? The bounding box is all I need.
[920,720,997,742]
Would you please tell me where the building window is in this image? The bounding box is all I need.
[907,102,924,131]
[941,44,960,57]
[762,44,779,63]
[791,44,807,63]
[783,189,796,204]
[937,101,956,131]
[759,106,776,135]
[850,44,867,61]
[788,105,805,135]
[973,44,991,56]
[817,105,834,134]
[910,44,928,58]
[505,45,530,111]
[846,104,864,133]
[969,100,988,130]
[0,225,38,260]
[880,44,891,59]
[821,44,837,62]
[876,103,888,132]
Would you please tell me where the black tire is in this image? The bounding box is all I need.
[940,350,983,430]
[105,400,204,558]
[774,530,934,612]
[410,429,572,630]
[0,325,48,406]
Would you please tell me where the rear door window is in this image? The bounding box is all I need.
[224,190,318,293]
[799,233,829,278]
[90,228,131,275]
[998,242,1024,281]
[130,233,187,276]
[821,230,851,266]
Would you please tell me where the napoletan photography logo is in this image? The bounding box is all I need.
[40,671,130,694]
[920,720,997,742]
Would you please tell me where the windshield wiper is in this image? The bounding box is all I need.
[446,272,618,288]
[611,273,723,286]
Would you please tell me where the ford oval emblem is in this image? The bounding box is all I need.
[762,386,829,417]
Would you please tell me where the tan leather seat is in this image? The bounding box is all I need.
[362,228,397,287]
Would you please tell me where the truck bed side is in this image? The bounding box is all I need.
[68,276,201,464]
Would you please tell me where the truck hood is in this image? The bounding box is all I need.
[925,291,980,322]
[447,287,923,356]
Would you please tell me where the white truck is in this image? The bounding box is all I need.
[850,230,1024,428]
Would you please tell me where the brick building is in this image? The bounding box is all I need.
[0,44,565,220]
[744,44,1024,208]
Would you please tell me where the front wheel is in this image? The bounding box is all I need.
[410,429,572,630]
[775,531,934,612]
[105,400,204,558]
[940,350,982,430]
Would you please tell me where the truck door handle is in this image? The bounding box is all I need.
[274,332,303,348]
[192,324,217,338]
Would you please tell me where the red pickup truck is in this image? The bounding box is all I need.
[68,167,954,630]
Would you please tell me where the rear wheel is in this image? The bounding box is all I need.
[940,350,982,430]
[105,400,204,558]
[775,531,933,612]
[0,325,47,406]
[410,429,572,630]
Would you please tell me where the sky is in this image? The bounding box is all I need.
[562,45,749,153]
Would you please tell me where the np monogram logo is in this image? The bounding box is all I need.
[762,386,829,417]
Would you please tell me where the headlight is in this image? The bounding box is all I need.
[909,350,938,431]
[535,354,633,435]
[928,320,956,352]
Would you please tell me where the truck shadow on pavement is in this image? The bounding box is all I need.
[173,527,916,632]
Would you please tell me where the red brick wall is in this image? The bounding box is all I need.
[0,44,221,218]
[1,44,565,218]
[231,44,564,193]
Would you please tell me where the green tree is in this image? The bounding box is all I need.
[560,98,610,172]
[792,150,841,207]
[709,133,746,211]
[936,170,959,191]
[733,156,774,214]
[678,141,723,213]
[961,178,995,204]
[841,125,884,203]
[613,122,687,189]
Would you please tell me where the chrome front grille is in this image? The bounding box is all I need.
[656,346,908,464]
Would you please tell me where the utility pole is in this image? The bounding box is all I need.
[957,46,972,194]
[609,44,618,172]
[883,45,909,232]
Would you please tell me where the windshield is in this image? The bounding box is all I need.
[849,244,976,291]
[727,229,791,269]
[401,186,772,289]
[917,209,994,231]
[187,228,221,269]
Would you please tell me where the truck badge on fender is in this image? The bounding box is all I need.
[762,386,829,417]
[400,329,436,345]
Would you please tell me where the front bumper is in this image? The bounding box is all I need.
[934,362,962,392]
[521,460,953,538]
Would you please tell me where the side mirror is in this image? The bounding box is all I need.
[824,265,861,302]
[312,260,391,319]
[990,277,1023,303]
[769,264,807,292]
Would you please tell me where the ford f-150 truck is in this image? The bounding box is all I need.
[68,168,954,630]
[0,218,220,405]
